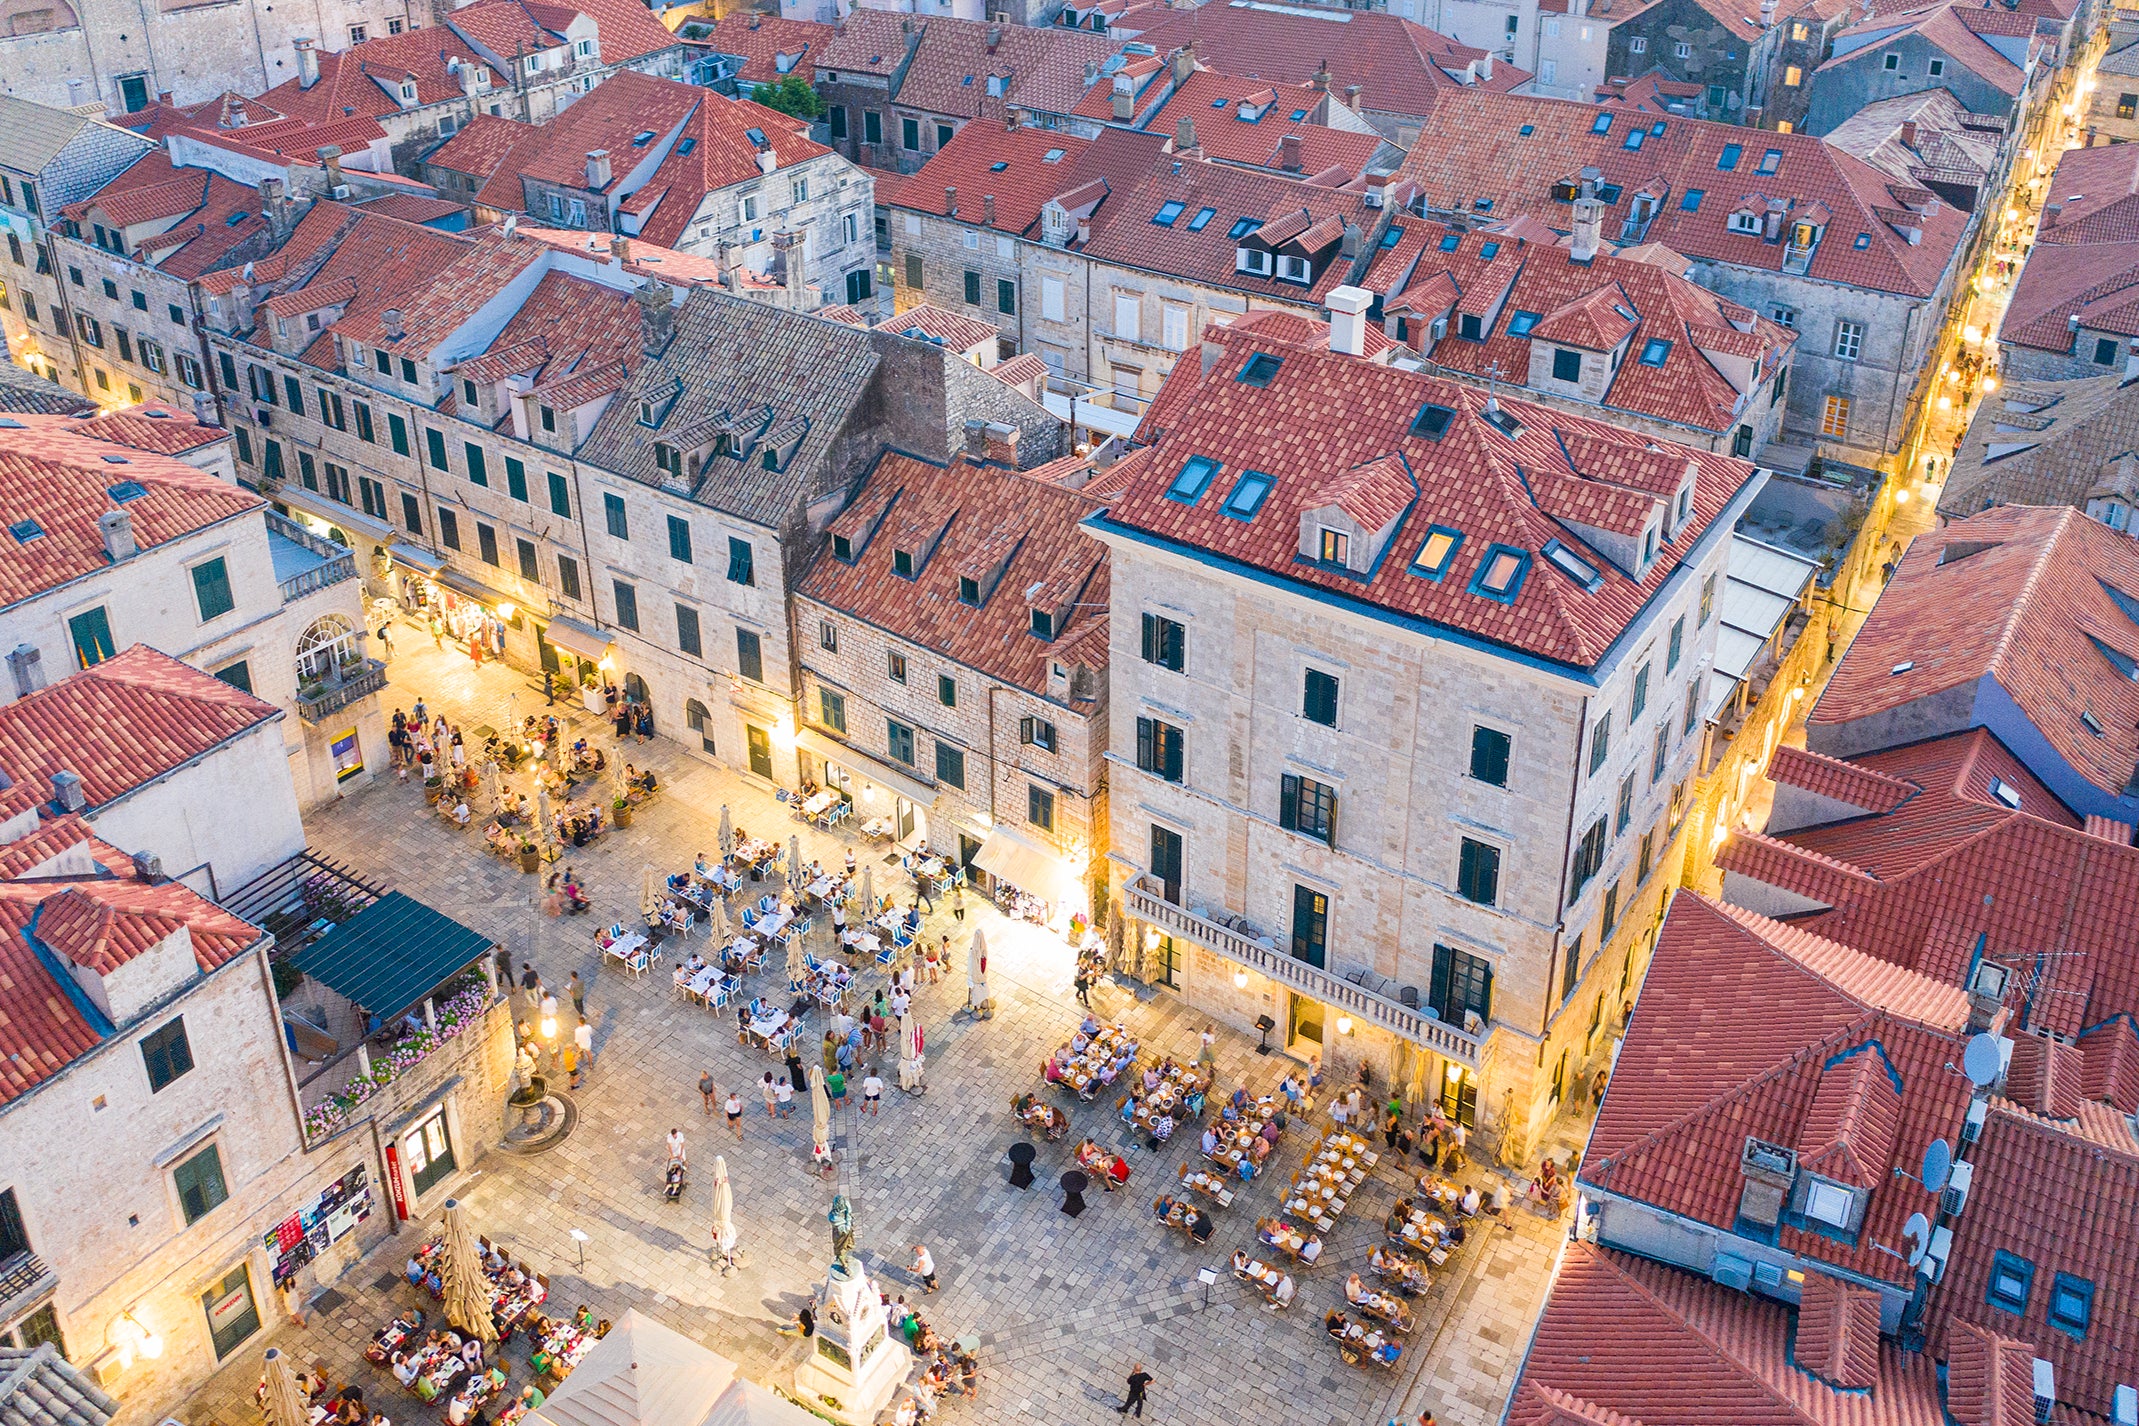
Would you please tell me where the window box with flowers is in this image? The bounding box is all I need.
[301,976,499,1140]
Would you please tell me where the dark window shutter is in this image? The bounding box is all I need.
[1430,944,1453,1020]
[1137,716,1153,771]
[1280,773,1299,831]
[1141,612,1156,662]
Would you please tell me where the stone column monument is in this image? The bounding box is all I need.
[792,1196,908,1424]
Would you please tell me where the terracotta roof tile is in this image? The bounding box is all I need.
[1103,314,1756,667]
[1766,743,1917,814]
[0,646,280,810]
[887,121,1096,234]
[2078,1014,2139,1112]
[1146,68,1386,179]
[884,303,1002,352]
[1942,1322,2041,1426]
[690,14,835,86]
[870,13,1123,119]
[1795,1273,1884,1392]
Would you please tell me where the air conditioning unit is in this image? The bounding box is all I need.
[1941,1159,1974,1216]
[1430,316,1448,342]
[330,185,352,200]
[1920,1224,1953,1282]
[1962,1097,1988,1144]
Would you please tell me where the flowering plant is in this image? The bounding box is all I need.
[302,979,498,1140]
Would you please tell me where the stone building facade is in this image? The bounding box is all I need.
[1089,310,1762,1160]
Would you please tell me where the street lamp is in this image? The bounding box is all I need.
[569,1228,589,1272]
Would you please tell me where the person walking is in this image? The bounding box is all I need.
[786,1050,809,1095]
[1197,1025,1216,1072]
[575,1014,593,1070]
[862,1068,883,1116]
[775,1075,794,1118]
[1118,1365,1153,1418]
[562,1038,582,1091]
[723,1087,744,1139]
[761,1072,779,1117]
[910,1244,938,1293]
[566,972,586,1019]
[1073,966,1091,1007]
[544,670,555,706]
[950,883,965,923]
[520,963,542,1015]
[700,1070,719,1116]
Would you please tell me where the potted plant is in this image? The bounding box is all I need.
[518,838,540,873]
[613,794,632,829]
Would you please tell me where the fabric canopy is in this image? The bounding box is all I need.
[436,566,514,608]
[292,891,496,1021]
[543,615,613,662]
[526,1311,819,1426]
[389,541,447,574]
[972,824,1079,905]
[796,728,938,808]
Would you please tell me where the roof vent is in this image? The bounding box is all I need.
[96,507,136,563]
[1890,660,1914,674]
[51,769,86,814]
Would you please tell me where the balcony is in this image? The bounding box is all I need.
[1123,875,1483,1067]
[0,1249,57,1327]
[298,659,387,723]
[266,510,358,602]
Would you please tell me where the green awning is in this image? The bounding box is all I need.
[292,891,497,1021]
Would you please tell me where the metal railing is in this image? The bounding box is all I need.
[267,510,358,601]
[297,659,387,723]
[1122,876,1484,1066]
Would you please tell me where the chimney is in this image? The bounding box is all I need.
[96,508,136,563]
[963,417,989,458]
[586,149,613,189]
[501,212,517,237]
[1764,199,1787,242]
[1312,59,1331,92]
[636,281,675,356]
[227,279,258,334]
[986,21,1002,49]
[2041,201,2061,229]
[190,390,219,427]
[1339,220,1362,259]
[982,420,1020,466]
[1759,0,1776,21]
[749,11,761,25]
[610,232,632,268]
[295,37,321,89]
[1571,192,1603,261]
[1111,87,1133,120]
[1172,45,1195,83]
[462,61,482,98]
[1327,284,1371,356]
[983,193,996,226]
[1175,114,1197,152]
[773,230,805,304]
[1085,59,1100,84]
[945,184,958,216]
[131,849,165,883]
[1344,82,1362,111]
[1899,119,1918,150]
[6,644,44,699]
[383,308,406,340]
[2126,339,2139,381]
[1479,50,1493,80]
[260,177,292,239]
[221,95,248,128]
[316,144,346,193]
[1278,133,1302,172]
[50,770,85,815]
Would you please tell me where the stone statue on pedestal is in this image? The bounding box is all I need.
[828,1194,855,1269]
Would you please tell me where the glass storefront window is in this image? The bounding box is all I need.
[406,1109,456,1198]
[202,1264,261,1359]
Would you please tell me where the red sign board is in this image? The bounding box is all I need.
[384,1143,409,1221]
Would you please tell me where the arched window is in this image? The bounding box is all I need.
[684,698,714,754]
[296,615,357,681]
[623,672,648,704]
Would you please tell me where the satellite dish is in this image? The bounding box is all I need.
[1903,1211,1931,1266]
[1921,1138,1953,1193]
[1962,1033,2003,1087]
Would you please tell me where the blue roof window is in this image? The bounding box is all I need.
[1238,352,1282,387]
[1591,113,1612,133]
[1187,206,1216,231]
[1438,232,1461,252]
[1153,200,1186,226]
[1167,455,1222,503]
[1409,525,1463,579]
[1639,338,1672,367]
[1480,241,1501,260]
[1221,470,1275,519]
[1410,402,1457,440]
[1681,188,1704,211]
[1508,310,1542,336]
[1227,217,1259,239]
[1469,544,1530,602]
[1718,142,1742,171]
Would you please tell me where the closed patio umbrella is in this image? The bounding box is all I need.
[860,865,875,917]
[789,835,805,890]
[966,929,992,1017]
[260,1348,309,1426]
[719,804,734,855]
[710,1154,735,1263]
[1107,908,1128,975]
[708,894,730,944]
[898,1012,925,1092]
[787,933,807,990]
[440,1198,499,1344]
[536,787,554,856]
[809,1064,831,1148]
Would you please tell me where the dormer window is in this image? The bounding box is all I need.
[1317,528,1349,564]
[958,576,981,605]
[463,378,480,404]
[401,81,417,101]
[653,442,682,477]
[893,549,915,577]
[1677,486,1691,523]
[1030,608,1055,640]
[1643,525,1657,564]
[1276,254,1310,283]
[1238,353,1281,387]
[833,533,854,561]
[639,400,656,425]
[1236,247,1272,276]
[1728,211,1760,235]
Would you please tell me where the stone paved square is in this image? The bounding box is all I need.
[179,636,1569,1426]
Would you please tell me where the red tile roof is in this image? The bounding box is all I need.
[1999,146,2139,353]
[1942,1321,2041,1426]
[800,451,1108,695]
[1795,1273,1884,1392]
[1378,220,1793,434]
[2036,143,2139,244]
[257,213,485,359]
[822,12,1123,120]
[1078,155,1377,304]
[1392,89,1968,299]
[1510,1243,1947,1426]
[1145,69,1385,179]
[514,224,728,287]
[0,855,266,1106]
[885,120,1095,233]
[7,404,227,458]
[427,113,547,207]
[1124,3,1530,118]
[1584,895,1973,1287]
[1765,743,1917,814]
[0,646,281,811]
[447,267,644,412]
[0,417,260,611]
[1808,506,2139,809]
[883,302,1002,353]
[691,14,835,86]
[624,93,831,248]
[352,194,469,226]
[512,69,705,191]
[1101,313,1756,668]
[1821,2,2031,98]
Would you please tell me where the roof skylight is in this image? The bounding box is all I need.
[1508,311,1541,336]
[1543,538,1604,592]
[1221,470,1275,519]
[1187,206,1216,231]
[1238,352,1282,387]
[1409,525,1462,579]
[1471,544,1530,601]
[8,518,42,544]
[1411,403,1455,440]
[1153,200,1186,226]
[1167,455,1222,503]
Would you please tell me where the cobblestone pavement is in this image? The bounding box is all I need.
[181,637,1569,1426]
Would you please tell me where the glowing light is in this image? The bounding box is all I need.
[540,1014,557,1039]
[1335,1015,1353,1035]
[1963,325,1983,344]
[1896,487,1912,504]
[1446,1063,1463,1083]
[1788,686,1804,703]
[1233,969,1249,989]
[1984,376,1999,391]
[495,601,516,619]
[771,716,798,752]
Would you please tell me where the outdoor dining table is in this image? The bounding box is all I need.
[752,907,794,941]
[806,876,839,902]
[743,1012,794,1052]
[875,909,909,935]
[1179,1167,1236,1207]
[802,790,837,818]
[601,932,650,974]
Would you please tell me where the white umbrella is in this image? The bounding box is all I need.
[789,835,805,890]
[966,929,991,1015]
[260,1349,309,1426]
[860,864,875,918]
[786,933,806,990]
[898,1012,925,1091]
[536,787,554,855]
[710,1154,734,1243]
[719,804,734,855]
[809,1064,831,1149]
[641,863,660,918]
[708,894,730,944]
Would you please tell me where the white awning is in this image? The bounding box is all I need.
[1713,624,1770,683]
[1725,534,1821,606]
[1705,667,1743,721]
[972,823,1081,905]
[389,542,446,574]
[795,728,939,808]
[543,615,612,663]
[1043,388,1142,438]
